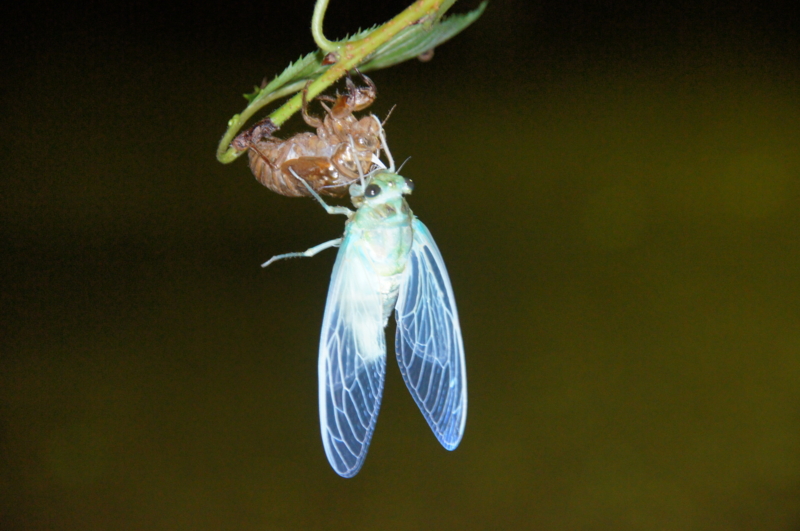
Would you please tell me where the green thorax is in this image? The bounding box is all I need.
[346,171,415,319]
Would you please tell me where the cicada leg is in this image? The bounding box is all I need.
[348,69,377,112]
[288,168,353,217]
[280,157,349,197]
[328,70,377,119]
[301,80,323,128]
[261,237,343,268]
[377,123,394,172]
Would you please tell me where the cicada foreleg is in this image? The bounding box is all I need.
[262,170,353,267]
[348,70,377,112]
[301,81,323,129]
[288,168,353,217]
[261,237,343,268]
[377,123,394,172]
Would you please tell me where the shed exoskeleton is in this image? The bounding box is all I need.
[235,73,383,198]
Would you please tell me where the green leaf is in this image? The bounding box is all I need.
[245,51,325,104]
[243,2,485,116]
[362,1,487,71]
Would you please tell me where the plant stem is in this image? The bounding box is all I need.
[217,0,449,164]
[311,0,338,53]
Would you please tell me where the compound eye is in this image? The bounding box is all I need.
[404,178,415,191]
[365,183,381,197]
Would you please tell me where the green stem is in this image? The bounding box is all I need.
[216,81,308,164]
[311,0,338,53]
[273,0,450,125]
[216,0,449,164]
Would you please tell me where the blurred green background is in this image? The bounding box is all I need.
[2,1,800,529]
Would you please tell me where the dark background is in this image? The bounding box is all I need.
[2,1,800,529]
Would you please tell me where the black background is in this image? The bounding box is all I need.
[2,1,800,529]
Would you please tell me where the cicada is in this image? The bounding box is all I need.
[263,139,467,477]
[234,74,383,198]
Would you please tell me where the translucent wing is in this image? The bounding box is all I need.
[319,231,387,477]
[395,219,467,450]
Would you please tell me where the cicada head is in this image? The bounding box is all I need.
[361,171,413,203]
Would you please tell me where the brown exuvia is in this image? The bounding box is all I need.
[234,74,383,198]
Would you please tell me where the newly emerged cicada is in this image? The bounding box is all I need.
[263,131,467,478]
[233,74,383,198]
